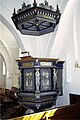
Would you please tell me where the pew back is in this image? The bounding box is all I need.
[10,103,80,120]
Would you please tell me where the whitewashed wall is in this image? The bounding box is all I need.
[0,17,20,89]
[0,0,80,107]
[50,0,80,107]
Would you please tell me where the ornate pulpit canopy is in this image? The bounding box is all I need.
[11,0,61,36]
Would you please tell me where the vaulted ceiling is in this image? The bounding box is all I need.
[0,0,80,60]
[0,0,68,58]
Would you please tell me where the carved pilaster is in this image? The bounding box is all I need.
[53,68,58,90]
[35,68,40,92]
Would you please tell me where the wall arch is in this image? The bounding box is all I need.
[0,14,22,89]
[0,40,13,89]
[0,14,25,51]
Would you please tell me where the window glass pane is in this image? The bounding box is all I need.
[3,61,6,75]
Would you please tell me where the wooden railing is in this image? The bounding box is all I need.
[10,103,80,120]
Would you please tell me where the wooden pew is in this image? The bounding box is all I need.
[69,93,80,105]
[49,103,80,120]
[10,103,80,120]
[0,87,27,119]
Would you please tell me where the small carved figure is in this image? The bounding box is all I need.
[35,68,40,91]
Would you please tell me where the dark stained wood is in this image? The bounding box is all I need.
[10,103,80,120]
[16,55,59,62]
[42,103,80,120]
[52,103,80,119]
[69,93,80,105]
[0,87,27,119]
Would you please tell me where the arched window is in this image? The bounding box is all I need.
[0,54,6,87]
[3,61,6,75]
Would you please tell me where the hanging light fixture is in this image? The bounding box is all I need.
[11,0,61,36]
